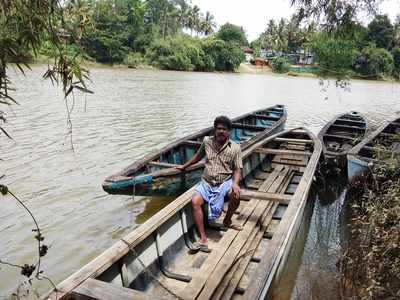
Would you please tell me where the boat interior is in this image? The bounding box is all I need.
[322,112,367,154]
[358,118,400,159]
[67,129,317,300]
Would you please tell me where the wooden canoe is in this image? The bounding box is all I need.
[318,111,367,168]
[43,127,322,300]
[103,105,287,197]
[347,116,400,181]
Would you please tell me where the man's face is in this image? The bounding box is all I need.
[215,124,230,144]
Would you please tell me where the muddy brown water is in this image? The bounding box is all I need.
[1,66,399,298]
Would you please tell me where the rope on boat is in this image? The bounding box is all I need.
[120,238,184,300]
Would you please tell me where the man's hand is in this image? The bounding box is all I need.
[232,183,240,200]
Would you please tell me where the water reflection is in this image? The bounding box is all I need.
[288,173,348,300]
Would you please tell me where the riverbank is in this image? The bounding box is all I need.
[340,163,400,299]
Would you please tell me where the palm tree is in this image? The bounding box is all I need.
[202,11,216,36]
[187,5,200,36]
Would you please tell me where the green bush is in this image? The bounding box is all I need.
[145,35,244,72]
[272,57,290,73]
[356,44,394,79]
[123,52,144,68]
[311,33,359,78]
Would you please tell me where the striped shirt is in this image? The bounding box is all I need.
[198,136,243,186]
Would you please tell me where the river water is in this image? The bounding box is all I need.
[1,66,400,298]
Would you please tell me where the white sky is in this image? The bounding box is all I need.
[191,0,400,42]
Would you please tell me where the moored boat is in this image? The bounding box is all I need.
[347,116,400,181]
[318,111,367,168]
[103,105,287,197]
[44,127,322,300]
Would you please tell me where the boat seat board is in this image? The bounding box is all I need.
[330,124,365,131]
[148,161,182,168]
[182,141,203,146]
[71,278,149,300]
[254,148,312,156]
[275,137,313,144]
[323,133,357,141]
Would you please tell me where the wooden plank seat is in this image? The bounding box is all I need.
[182,140,203,146]
[330,124,365,131]
[240,189,292,205]
[323,133,356,140]
[254,147,312,156]
[275,137,313,144]
[251,114,280,121]
[232,123,266,131]
[336,118,365,125]
[147,161,182,168]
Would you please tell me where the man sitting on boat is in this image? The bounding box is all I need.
[177,116,243,251]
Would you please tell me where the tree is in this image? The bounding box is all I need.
[202,11,216,36]
[356,43,394,79]
[367,15,395,50]
[0,0,90,129]
[291,0,380,32]
[217,23,248,46]
[311,33,359,78]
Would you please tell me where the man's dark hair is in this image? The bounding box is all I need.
[214,115,232,130]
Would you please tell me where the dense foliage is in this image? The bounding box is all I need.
[271,57,290,73]
[32,0,245,72]
[146,35,244,72]
[310,34,358,78]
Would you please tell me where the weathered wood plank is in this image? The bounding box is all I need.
[254,148,312,156]
[240,189,291,205]
[197,201,272,300]
[182,140,202,146]
[323,133,355,140]
[211,204,274,300]
[275,137,313,144]
[219,202,280,300]
[331,124,365,131]
[147,161,182,168]
[72,278,148,300]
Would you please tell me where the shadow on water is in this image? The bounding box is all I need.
[270,171,348,300]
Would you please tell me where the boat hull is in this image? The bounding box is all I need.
[103,168,203,196]
[347,154,369,182]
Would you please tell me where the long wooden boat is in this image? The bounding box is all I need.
[103,105,287,197]
[44,128,322,300]
[318,111,367,168]
[347,116,400,181]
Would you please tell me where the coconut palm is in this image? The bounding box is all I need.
[202,11,216,36]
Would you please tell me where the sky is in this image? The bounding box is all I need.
[191,0,400,42]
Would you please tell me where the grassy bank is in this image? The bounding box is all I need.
[340,163,400,299]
